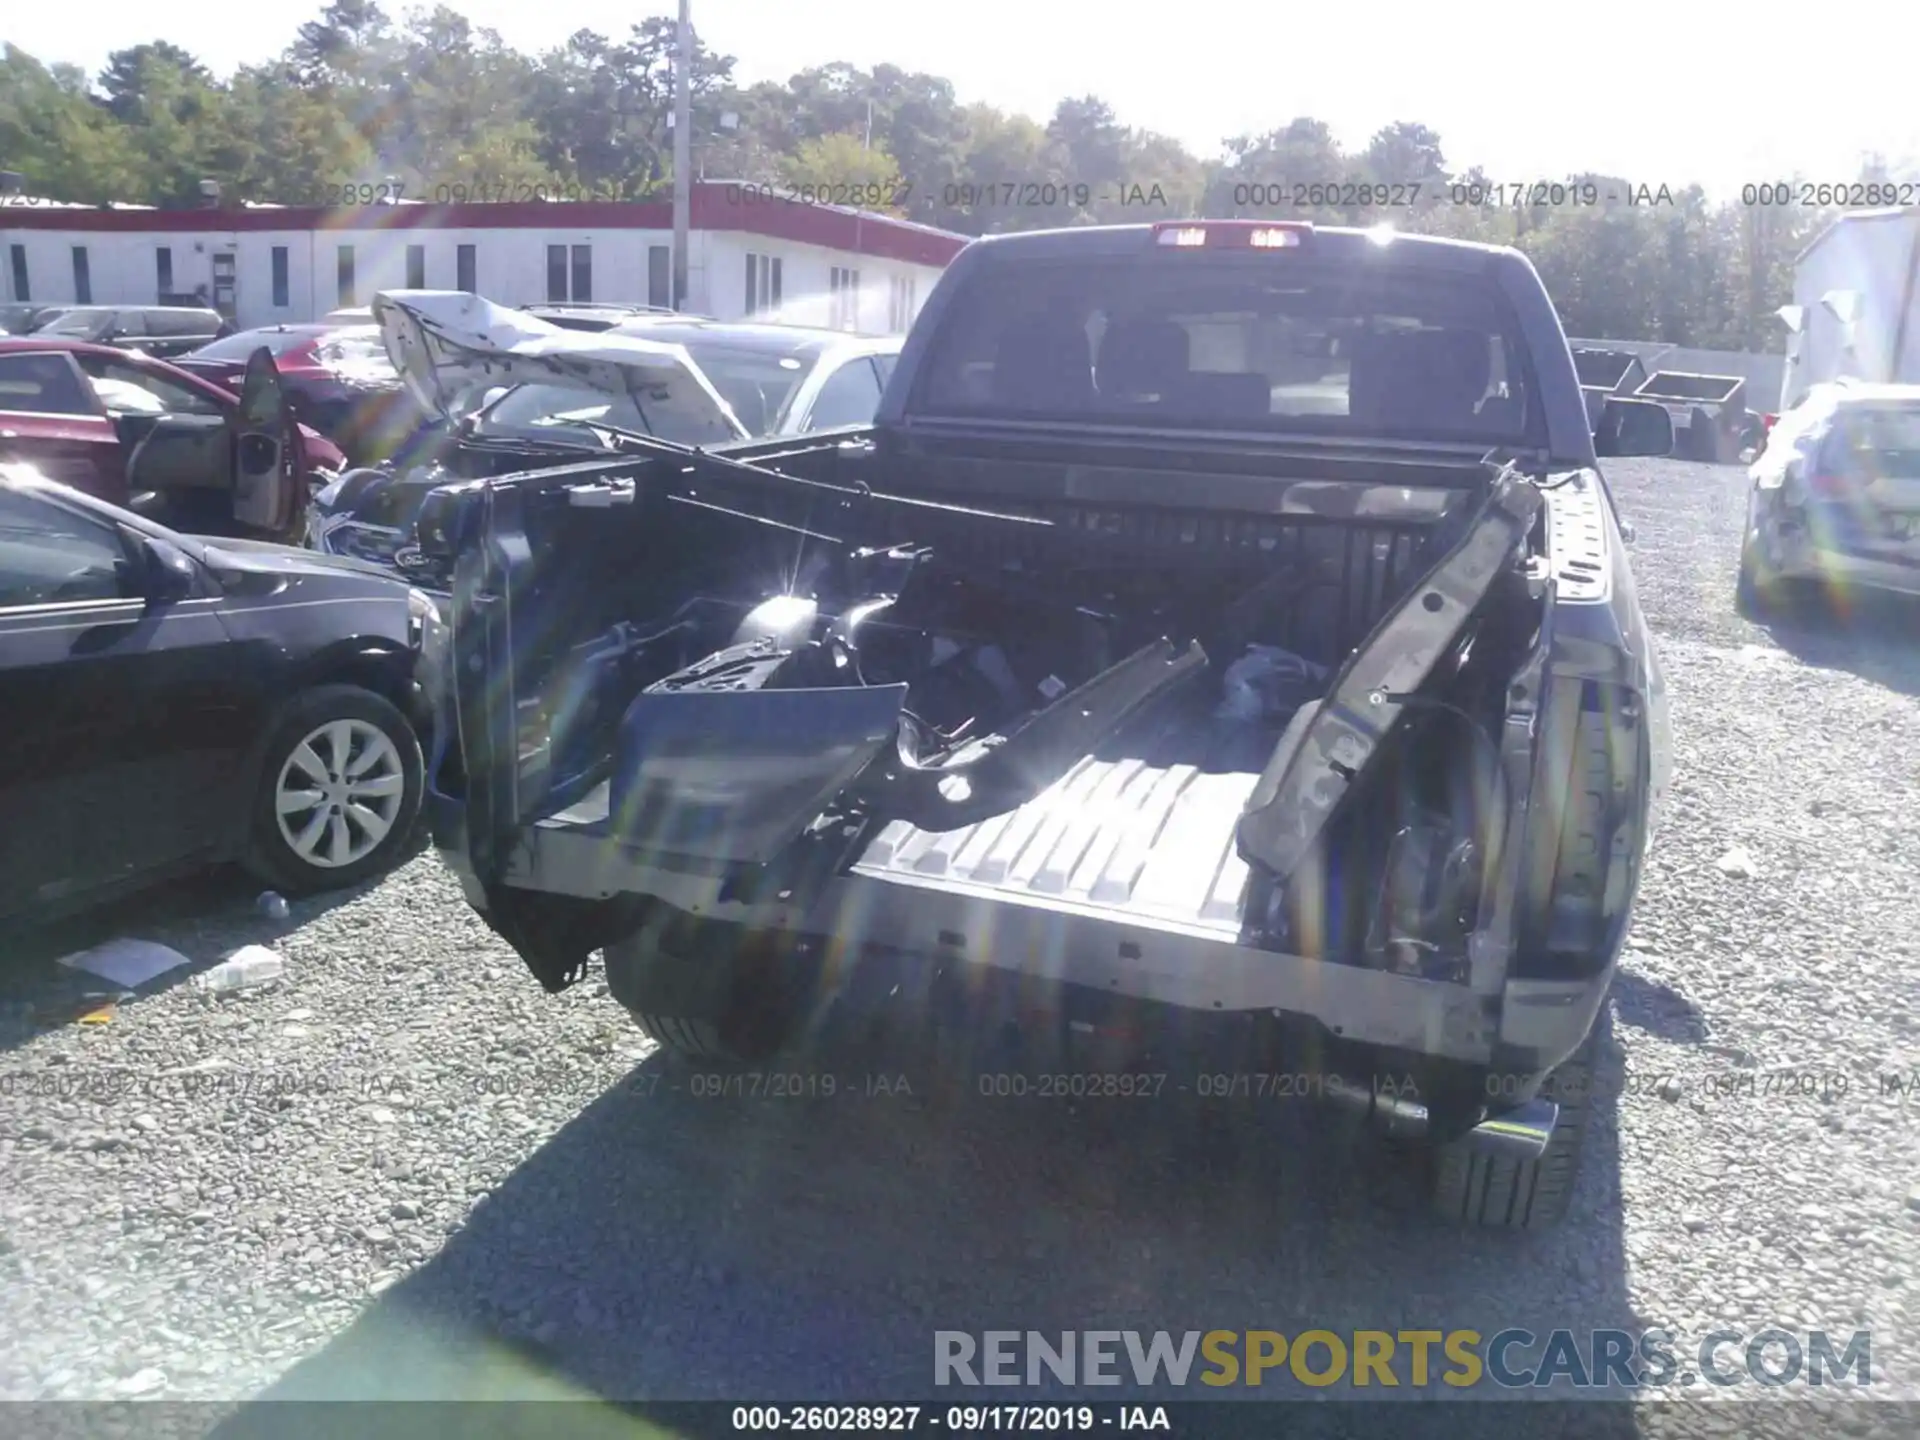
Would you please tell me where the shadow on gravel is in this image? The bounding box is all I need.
[218,998,1649,1433]
[1610,968,1707,1046]
[0,825,429,1053]
[1751,588,1920,698]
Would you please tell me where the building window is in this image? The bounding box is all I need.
[546,245,567,302]
[744,252,782,316]
[829,266,861,331]
[570,244,592,303]
[337,246,356,307]
[155,247,173,299]
[406,244,426,290]
[8,244,27,303]
[456,244,476,293]
[72,247,92,305]
[888,274,916,333]
[271,247,290,308]
[648,245,671,309]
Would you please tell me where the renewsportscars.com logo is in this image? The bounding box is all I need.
[934,1329,1872,1390]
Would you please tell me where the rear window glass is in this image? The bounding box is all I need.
[915,251,1538,443]
[0,352,98,415]
[190,329,317,361]
[313,328,394,378]
[1830,406,1920,478]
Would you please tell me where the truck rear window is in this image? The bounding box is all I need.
[915,253,1539,444]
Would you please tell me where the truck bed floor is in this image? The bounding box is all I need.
[851,755,1260,937]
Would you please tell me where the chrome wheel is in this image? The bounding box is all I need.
[273,718,406,868]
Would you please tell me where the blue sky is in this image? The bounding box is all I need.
[6,0,1914,199]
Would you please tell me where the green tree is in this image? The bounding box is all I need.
[0,45,142,202]
[778,132,904,204]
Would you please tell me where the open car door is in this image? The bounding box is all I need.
[230,346,306,537]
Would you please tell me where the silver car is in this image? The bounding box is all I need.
[608,317,902,438]
[1739,380,1920,613]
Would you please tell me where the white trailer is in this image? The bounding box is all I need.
[1781,206,1920,411]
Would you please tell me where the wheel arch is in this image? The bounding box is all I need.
[228,640,419,848]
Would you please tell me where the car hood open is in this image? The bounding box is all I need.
[370,291,749,444]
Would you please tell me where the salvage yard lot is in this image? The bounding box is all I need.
[4,456,1920,1416]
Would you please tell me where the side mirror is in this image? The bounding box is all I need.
[138,534,198,603]
[1595,397,1674,458]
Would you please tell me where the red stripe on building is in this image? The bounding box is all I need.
[0,184,971,268]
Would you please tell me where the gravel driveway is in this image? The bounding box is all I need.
[3,457,1919,1428]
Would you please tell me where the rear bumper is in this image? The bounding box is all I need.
[425,784,1610,1077]
[1748,493,1920,596]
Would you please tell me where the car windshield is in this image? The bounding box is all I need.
[917,252,1538,444]
[186,328,320,361]
[476,382,708,445]
[667,337,826,435]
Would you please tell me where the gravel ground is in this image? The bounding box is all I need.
[3,456,1920,1431]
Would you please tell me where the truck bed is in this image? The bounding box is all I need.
[535,708,1299,940]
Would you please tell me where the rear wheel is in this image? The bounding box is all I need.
[1736,531,1781,619]
[1429,1017,1603,1230]
[603,910,814,1066]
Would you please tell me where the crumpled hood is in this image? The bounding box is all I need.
[370,290,748,444]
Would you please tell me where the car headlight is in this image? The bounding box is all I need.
[409,586,449,690]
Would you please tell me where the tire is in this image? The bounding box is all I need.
[603,910,811,1067]
[1735,532,1778,620]
[241,684,425,896]
[1430,1017,1602,1231]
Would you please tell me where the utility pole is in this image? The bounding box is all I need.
[672,0,693,311]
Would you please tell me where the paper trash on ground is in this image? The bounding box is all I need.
[56,939,194,989]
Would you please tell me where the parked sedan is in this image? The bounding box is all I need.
[30,305,233,359]
[0,463,442,929]
[174,324,426,466]
[0,337,344,538]
[1739,380,1920,614]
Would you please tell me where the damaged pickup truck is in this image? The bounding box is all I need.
[421,220,1676,1229]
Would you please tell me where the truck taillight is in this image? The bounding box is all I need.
[1152,220,1311,249]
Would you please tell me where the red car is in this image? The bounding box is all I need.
[173,323,426,466]
[0,337,344,539]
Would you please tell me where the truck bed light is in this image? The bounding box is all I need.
[1152,220,1313,250]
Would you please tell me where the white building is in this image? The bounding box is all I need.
[0,182,966,334]
[1783,206,1920,410]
